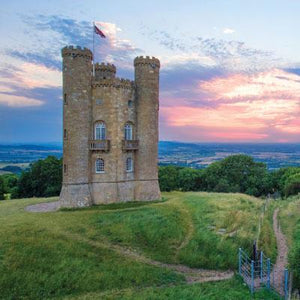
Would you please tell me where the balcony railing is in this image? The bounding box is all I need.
[90,140,110,151]
[122,140,139,151]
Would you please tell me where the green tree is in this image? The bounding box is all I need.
[0,176,5,200]
[1,173,18,194]
[202,155,271,196]
[178,167,201,191]
[158,166,180,192]
[15,156,62,199]
[284,173,300,197]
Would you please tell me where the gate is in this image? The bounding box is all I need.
[238,248,289,299]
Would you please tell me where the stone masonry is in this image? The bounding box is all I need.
[59,45,161,207]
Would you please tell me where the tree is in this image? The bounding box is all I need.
[284,173,300,197]
[201,155,271,196]
[0,176,5,200]
[158,166,180,192]
[15,156,62,199]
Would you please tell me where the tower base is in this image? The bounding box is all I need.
[134,180,161,201]
[59,183,92,208]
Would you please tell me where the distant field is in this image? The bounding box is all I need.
[0,192,280,299]
[1,142,300,170]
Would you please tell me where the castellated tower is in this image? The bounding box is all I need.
[134,56,161,201]
[60,46,93,207]
[59,46,161,207]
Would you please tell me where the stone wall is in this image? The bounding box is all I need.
[60,47,161,207]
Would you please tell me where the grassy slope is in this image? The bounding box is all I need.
[278,195,300,289]
[0,192,279,299]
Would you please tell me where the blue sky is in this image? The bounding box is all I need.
[0,0,300,143]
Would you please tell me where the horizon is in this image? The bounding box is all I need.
[1,141,300,146]
[1,0,300,143]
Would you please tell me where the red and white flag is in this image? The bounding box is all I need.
[94,25,106,38]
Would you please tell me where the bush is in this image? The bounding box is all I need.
[14,156,62,199]
[0,176,5,200]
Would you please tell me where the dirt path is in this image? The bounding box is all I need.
[58,231,233,284]
[25,201,60,212]
[272,208,289,295]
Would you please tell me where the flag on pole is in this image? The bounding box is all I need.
[94,25,106,38]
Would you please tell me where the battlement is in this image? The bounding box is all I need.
[62,45,93,59]
[92,77,134,89]
[134,56,160,68]
[94,62,116,73]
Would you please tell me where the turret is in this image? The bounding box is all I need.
[59,46,93,207]
[94,62,116,80]
[134,56,161,201]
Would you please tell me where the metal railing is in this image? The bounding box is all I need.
[122,140,139,151]
[89,140,110,151]
[238,248,289,299]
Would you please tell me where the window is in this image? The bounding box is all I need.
[124,123,133,140]
[95,158,105,173]
[126,157,133,172]
[95,122,106,140]
[128,100,133,108]
[64,93,67,105]
[64,129,67,139]
[63,164,67,174]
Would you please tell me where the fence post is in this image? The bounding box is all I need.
[239,248,242,275]
[251,260,254,293]
[260,251,263,284]
[267,258,270,289]
[284,269,288,300]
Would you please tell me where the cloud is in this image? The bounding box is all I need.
[141,27,279,72]
[7,16,140,72]
[0,94,43,107]
[223,28,235,34]
[160,68,300,142]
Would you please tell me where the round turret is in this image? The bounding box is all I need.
[134,56,160,69]
[134,55,161,201]
[61,45,93,60]
[94,62,116,79]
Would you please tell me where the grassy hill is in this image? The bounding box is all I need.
[0,192,280,299]
[278,195,300,290]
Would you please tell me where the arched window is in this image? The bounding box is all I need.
[95,158,104,173]
[124,123,133,140]
[95,122,106,140]
[126,157,133,172]
[128,100,133,108]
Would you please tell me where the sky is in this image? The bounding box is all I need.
[0,0,299,143]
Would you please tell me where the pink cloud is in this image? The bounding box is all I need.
[160,68,300,142]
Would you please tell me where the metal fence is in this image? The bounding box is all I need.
[238,248,289,299]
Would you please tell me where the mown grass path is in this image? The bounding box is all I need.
[57,230,234,284]
[26,199,234,284]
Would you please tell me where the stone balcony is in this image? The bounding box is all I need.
[90,140,110,151]
[122,140,139,151]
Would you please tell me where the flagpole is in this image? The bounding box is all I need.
[92,21,95,76]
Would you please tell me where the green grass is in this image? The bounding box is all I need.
[258,200,277,261]
[0,192,280,299]
[278,195,300,289]
[65,276,280,300]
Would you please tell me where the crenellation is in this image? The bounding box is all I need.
[134,56,160,68]
[92,77,134,89]
[60,45,161,207]
[62,45,93,59]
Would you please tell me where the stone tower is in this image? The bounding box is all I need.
[59,46,161,207]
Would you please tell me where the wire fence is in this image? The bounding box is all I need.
[238,248,290,299]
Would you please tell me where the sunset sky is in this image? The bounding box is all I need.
[0,0,299,143]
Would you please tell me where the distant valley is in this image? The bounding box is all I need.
[0,142,299,174]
